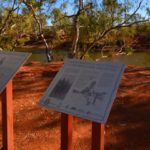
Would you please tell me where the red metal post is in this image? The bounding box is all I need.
[92,122,104,150]
[1,80,14,150]
[61,113,73,150]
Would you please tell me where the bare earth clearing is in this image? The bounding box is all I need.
[0,61,150,150]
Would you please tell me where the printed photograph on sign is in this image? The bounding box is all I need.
[49,74,74,100]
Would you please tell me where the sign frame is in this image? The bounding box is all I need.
[0,51,31,150]
[40,59,125,123]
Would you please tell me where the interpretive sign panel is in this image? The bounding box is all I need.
[40,59,125,123]
[0,51,31,94]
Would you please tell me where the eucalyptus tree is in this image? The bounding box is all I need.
[0,0,58,61]
[68,0,92,58]
[53,0,149,59]
[51,8,72,45]
[79,0,150,59]
[0,0,149,60]
[51,0,93,57]
[21,0,56,62]
[0,0,19,35]
[0,0,20,50]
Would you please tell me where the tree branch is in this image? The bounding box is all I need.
[0,0,19,35]
[22,0,53,62]
[79,0,149,59]
[124,0,143,23]
[80,18,149,59]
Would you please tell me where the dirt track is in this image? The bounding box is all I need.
[0,61,150,150]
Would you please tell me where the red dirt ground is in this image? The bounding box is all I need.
[0,61,150,150]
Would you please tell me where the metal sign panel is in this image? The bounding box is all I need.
[0,51,31,94]
[40,59,125,123]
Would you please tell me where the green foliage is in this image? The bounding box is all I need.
[0,35,16,50]
[136,22,150,33]
[0,7,33,50]
[0,0,149,55]
[124,45,134,54]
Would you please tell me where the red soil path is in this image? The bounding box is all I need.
[0,61,150,150]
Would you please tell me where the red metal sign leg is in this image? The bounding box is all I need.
[1,80,14,150]
[61,113,73,150]
[92,122,104,150]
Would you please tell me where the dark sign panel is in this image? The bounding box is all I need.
[0,51,31,93]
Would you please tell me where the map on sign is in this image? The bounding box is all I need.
[0,51,31,94]
[40,59,125,123]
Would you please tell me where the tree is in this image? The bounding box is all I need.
[71,1,93,58]
[0,0,57,61]
[57,0,93,58]
[0,0,149,61]
[22,0,53,62]
[79,0,150,59]
[53,0,149,59]
[0,0,20,50]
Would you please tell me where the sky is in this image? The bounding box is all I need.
[1,0,149,25]
[47,0,150,25]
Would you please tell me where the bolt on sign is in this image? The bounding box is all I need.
[40,59,125,123]
[0,51,31,93]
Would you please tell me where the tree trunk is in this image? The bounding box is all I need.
[0,0,17,35]
[41,34,52,61]
[71,16,80,58]
[23,1,52,62]
[70,0,84,58]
